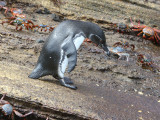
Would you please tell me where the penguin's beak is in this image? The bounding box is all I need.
[104,46,110,56]
[106,50,110,56]
[101,45,110,56]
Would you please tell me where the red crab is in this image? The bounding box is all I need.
[10,8,26,18]
[108,41,135,61]
[108,46,130,61]
[130,18,160,45]
[33,24,54,32]
[137,54,160,72]
[0,94,32,120]
[137,54,153,66]
[1,17,34,31]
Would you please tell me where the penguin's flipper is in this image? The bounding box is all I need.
[62,37,77,73]
[59,78,77,90]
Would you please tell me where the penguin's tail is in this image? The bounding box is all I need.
[28,64,48,79]
[28,71,41,79]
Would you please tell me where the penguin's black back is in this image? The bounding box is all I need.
[50,20,106,42]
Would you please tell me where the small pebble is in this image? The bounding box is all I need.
[35,8,51,14]
[36,39,45,43]
[138,110,142,113]
[96,84,99,86]
[52,13,61,22]
[138,92,143,95]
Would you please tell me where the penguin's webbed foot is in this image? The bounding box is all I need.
[59,78,77,90]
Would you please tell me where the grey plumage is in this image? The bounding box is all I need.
[29,20,110,89]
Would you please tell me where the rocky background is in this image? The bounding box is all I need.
[0,0,160,120]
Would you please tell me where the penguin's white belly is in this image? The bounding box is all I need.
[58,50,68,78]
[73,35,85,50]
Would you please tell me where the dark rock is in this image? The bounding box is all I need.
[44,8,51,14]
[35,9,43,14]
[51,13,61,22]
[28,4,36,7]
[35,8,51,14]
[36,39,45,43]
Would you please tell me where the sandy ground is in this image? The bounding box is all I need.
[0,0,160,120]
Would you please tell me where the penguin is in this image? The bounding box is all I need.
[29,20,110,90]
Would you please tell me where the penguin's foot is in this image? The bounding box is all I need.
[59,78,77,90]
